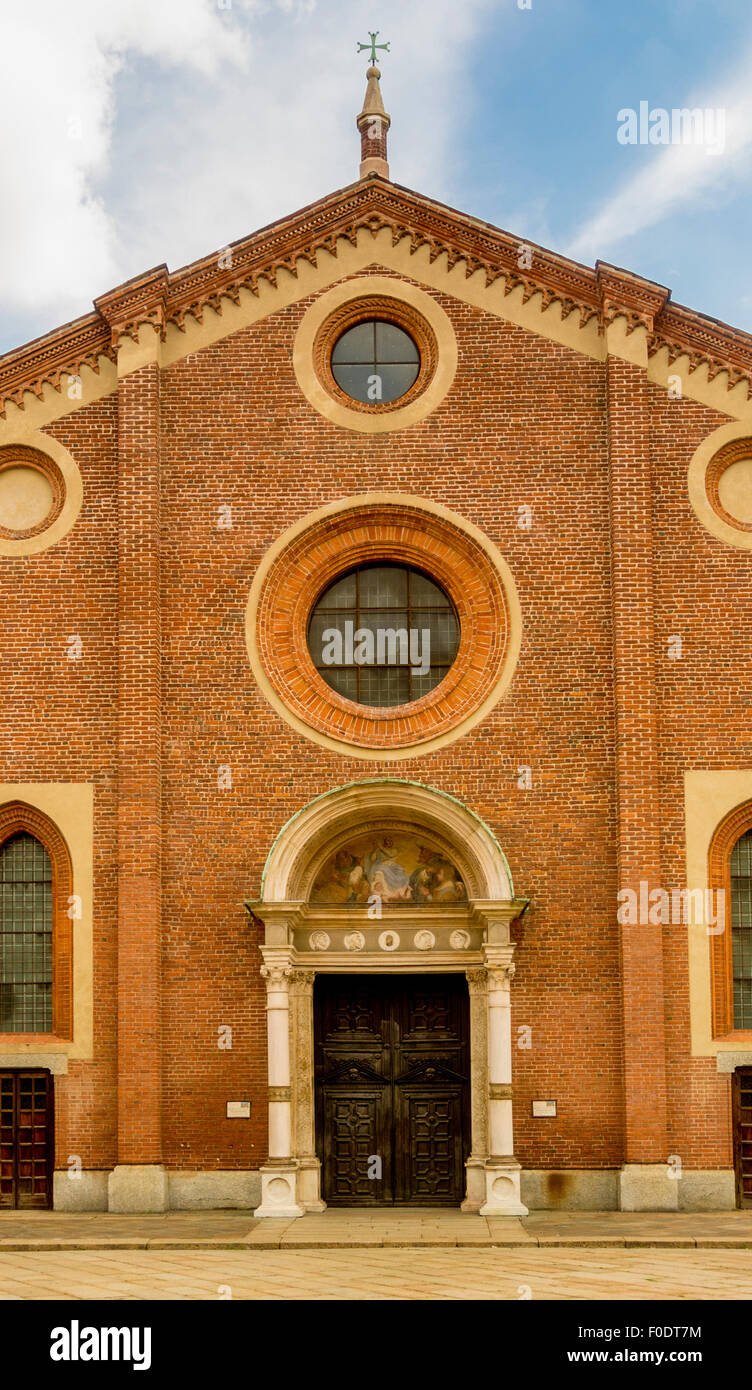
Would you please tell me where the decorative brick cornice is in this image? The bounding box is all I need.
[0,314,114,417]
[3,177,752,415]
[94,264,169,348]
[648,302,752,389]
[596,261,670,333]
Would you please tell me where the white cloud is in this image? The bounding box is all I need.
[0,0,495,348]
[568,46,752,261]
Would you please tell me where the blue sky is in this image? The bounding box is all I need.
[1,0,751,355]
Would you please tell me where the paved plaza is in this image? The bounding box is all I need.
[0,1209,749,1299]
[0,1246,749,1301]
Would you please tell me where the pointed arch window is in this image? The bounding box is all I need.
[0,805,73,1039]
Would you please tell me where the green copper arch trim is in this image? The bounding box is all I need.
[259,778,514,898]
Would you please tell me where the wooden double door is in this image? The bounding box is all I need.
[733,1068,752,1207]
[314,974,470,1206]
[0,1071,54,1210]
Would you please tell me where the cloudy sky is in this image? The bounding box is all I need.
[1,0,751,354]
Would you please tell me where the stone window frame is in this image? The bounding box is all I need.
[0,802,74,1042]
[709,798,752,1037]
[250,497,518,755]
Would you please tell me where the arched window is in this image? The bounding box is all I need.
[731,830,752,1029]
[709,803,752,1036]
[0,834,52,1032]
[0,804,73,1039]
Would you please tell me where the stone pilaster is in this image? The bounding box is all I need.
[289,968,325,1211]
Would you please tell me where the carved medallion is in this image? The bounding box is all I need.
[378,929,400,951]
[413,929,436,951]
[308,930,331,951]
[343,931,366,952]
[449,929,471,950]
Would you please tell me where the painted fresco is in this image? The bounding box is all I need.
[310,831,467,906]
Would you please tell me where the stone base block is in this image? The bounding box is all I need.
[478,1161,529,1216]
[253,1164,305,1219]
[678,1169,736,1211]
[53,1169,109,1212]
[460,1157,487,1211]
[168,1170,261,1210]
[297,1158,326,1212]
[108,1164,169,1213]
[521,1169,619,1211]
[618,1164,679,1212]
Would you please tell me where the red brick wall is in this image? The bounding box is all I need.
[0,396,119,1170]
[1,272,743,1175]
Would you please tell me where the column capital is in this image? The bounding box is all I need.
[289,968,316,997]
[259,946,295,992]
[483,943,516,985]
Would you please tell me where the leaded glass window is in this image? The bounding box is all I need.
[732,829,752,1029]
[331,321,419,404]
[0,833,52,1032]
[308,563,460,707]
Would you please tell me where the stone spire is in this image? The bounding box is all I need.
[357,63,391,180]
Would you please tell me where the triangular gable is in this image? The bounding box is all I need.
[2,176,752,430]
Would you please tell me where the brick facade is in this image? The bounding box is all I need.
[1,167,751,1209]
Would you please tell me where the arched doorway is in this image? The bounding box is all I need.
[251,780,529,1218]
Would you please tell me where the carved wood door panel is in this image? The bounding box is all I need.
[733,1067,752,1208]
[314,974,469,1206]
[0,1070,54,1210]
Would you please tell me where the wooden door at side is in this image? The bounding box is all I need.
[314,974,469,1206]
[0,1071,54,1210]
[732,1068,752,1208]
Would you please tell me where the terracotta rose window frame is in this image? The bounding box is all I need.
[250,496,521,757]
[708,798,752,1038]
[313,294,438,416]
[0,802,74,1041]
[0,445,66,540]
[704,436,752,534]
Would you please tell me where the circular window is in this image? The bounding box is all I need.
[249,495,521,757]
[308,563,459,707]
[0,446,65,541]
[331,321,419,405]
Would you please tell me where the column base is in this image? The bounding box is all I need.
[478,1159,529,1216]
[618,1163,679,1212]
[461,1156,487,1211]
[297,1156,326,1212]
[253,1163,306,1219]
[108,1164,169,1213]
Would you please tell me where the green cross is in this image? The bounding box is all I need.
[357,31,390,65]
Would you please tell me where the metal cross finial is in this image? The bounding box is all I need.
[357,31,390,65]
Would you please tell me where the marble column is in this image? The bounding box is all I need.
[479,946,528,1215]
[254,948,305,1218]
[462,968,489,1210]
[289,969,325,1211]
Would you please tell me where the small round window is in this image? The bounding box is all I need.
[330,320,420,404]
[308,563,460,707]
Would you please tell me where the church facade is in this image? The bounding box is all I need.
[1,66,752,1215]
